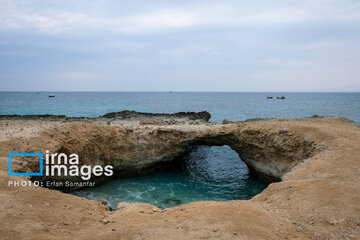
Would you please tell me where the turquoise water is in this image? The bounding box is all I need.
[73,146,267,209]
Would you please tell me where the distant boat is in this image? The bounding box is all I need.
[277,96,285,99]
[266,96,273,99]
[49,94,55,98]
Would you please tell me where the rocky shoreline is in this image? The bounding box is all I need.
[0,112,359,239]
[0,110,211,123]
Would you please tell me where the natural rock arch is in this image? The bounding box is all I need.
[21,121,320,189]
[2,112,321,189]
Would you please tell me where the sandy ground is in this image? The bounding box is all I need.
[0,117,359,239]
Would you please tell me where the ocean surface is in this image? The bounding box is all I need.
[1,92,359,124]
[1,92,359,208]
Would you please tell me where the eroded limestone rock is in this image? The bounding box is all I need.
[4,111,322,190]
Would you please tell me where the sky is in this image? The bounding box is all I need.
[0,0,359,92]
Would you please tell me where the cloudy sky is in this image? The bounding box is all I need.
[0,0,359,91]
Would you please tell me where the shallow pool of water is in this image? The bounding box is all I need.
[72,146,268,209]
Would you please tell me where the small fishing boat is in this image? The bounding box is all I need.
[49,94,55,98]
[266,96,273,99]
[277,96,285,99]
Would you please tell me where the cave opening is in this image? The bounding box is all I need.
[72,145,269,209]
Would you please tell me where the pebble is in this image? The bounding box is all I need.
[100,219,110,225]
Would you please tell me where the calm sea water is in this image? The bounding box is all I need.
[0,92,359,124]
[1,92,359,208]
[73,146,267,209]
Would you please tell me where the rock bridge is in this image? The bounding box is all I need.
[1,111,321,188]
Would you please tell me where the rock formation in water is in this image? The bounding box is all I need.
[2,111,322,188]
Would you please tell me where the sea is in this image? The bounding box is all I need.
[1,92,359,208]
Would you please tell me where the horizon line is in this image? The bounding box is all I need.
[1,91,360,93]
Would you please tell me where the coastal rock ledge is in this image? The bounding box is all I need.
[1,111,321,186]
[0,112,359,240]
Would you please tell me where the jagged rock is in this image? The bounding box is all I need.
[102,110,211,121]
[98,199,108,206]
[222,119,232,124]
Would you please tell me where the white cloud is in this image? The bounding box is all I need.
[1,0,360,91]
[1,0,359,36]
[120,9,200,34]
